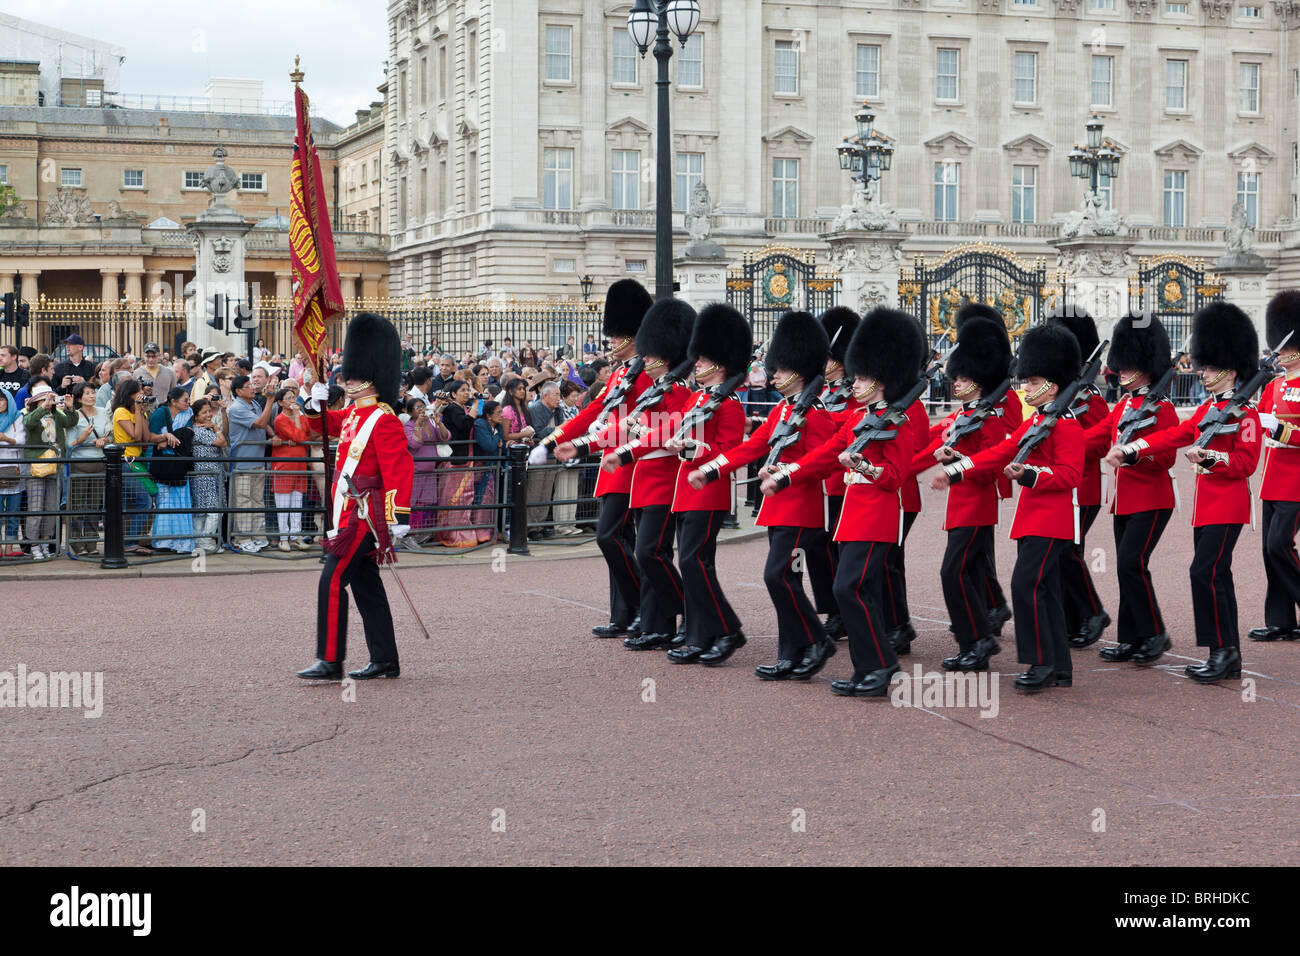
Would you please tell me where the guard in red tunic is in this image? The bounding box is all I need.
[688,310,836,675]
[883,352,929,656]
[297,312,415,681]
[1083,311,1179,666]
[934,324,1084,694]
[542,280,654,640]
[596,298,697,651]
[914,317,1011,672]
[663,303,751,664]
[768,307,927,697]
[1250,291,1300,643]
[1106,302,1263,684]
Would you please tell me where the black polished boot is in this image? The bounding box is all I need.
[755,659,798,681]
[666,643,711,664]
[592,622,630,638]
[791,637,837,680]
[830,664,900,697]
[296,660,343,680]
[670,622,688,648]
[1131,632,1172,666]
[1248,625,1293,642]
[1014,665,1056,694]
[1069,611,1111,648]
[988,604,1012,636]
[1185,647,1242,684]
[889,622,916,655]
[943,647,990,672]
[698,631,746,666]
[348,661,400,680]
[1099,642,1138,662]
[823,614,846,641]
[624,632,676,651]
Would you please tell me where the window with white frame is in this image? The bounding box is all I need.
[552,258,576,273]
[1089,0,1116,8]
[1240,63,1261,113]
[1237,171,1260,228]
[934,162,959,221]
[1163,170,1187,227]
[183,170,203,189]
[1012,165,1037,223]
[543,148,574,209]
[123,169,144,188]
[774,39,799,95]
[0,164,7,183]
[856,44,880,99]
[678,34,703,88]
[625,260,647,273]
[467,29,478,90]
[1091,55,1113,108]
[545,26,572,82]
[1012,0,1036,5]
[674,152,704,212]
[1238,5,1261,17]
[772,158,799,218]
[611,150,640,210]
[613,30,638,85]
[1165,59,1187,110]
[239,172,264,191]
[1097,171,1114,209]
[61,167,82,187]
[1165,1,1188,11]
[936,48,959,101]
[1013,52,1037,104]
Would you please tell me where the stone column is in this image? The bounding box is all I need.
[821,229,909,314]
[363,275,382,300]
[275,271,293,303]
[1049,236,1137,340]
[100,269,121,309]
[1215,261,1272,332]
[19,270,39,303]
[123,270,144,306]
[673,256,729,312]
[339,274,359,303]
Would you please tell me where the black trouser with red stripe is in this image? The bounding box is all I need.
[677,509,741,648]
[1060,503,1104,633]
[982,507,1008,611]
[834,540,898,678]
[634,503,683,636]
[1261,500,1300,629]
[316,532,397,665]
[806,494,842,615]
[763,525,825,662]
[883,511,918,628]
[1190,523,1243,649]
[1113,508,1172,644]
[1010,535,1070,674]
[595,492,639,629]
[941,525,994,652]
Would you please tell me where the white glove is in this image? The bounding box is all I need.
[528,444,549,466]
[1259,412,1278,432]
[388,523,410,541]
[309,382,330,411]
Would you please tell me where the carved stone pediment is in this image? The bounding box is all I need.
[1153,139,1203,163]
[924,131,976,155]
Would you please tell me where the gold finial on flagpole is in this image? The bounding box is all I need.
[290,55,304,87]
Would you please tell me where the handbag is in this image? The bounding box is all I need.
[70,459,104,475]
[30,448,57,478]
[126,457,159,496]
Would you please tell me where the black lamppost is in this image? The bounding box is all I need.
[835,102,895,206]
[627,0,701,300]
[1067,113,1121,203]
[580,273,595,311]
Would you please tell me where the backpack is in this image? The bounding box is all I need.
[149,426,195,485]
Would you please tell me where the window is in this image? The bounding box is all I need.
[1165,1,1188,11]
[399,68,407,119]
[1165,59,1187,110]
[774,39,799,95]
[611,150,640,210]
[61,167,82,187]
[1238,5,1261,16]
[439,159,448,211]
[543,148,574,209]
[678,34,703,88]
[239,172,264,191]
[1089,0,1116,8]
[398,176,407,229]
[625,260,647,273]
[1163,170,1187,227]
[183,170,204,189]
[438,45,448,101]
[123,169,144,188]
[1012,0,1036,5]
[856,44,880,99]
[417,167,427,219]
[1013,52,1037,104]
[419,56,428,105]
[1294,69,1299,98]
[1097,171,1114,209]
[934,162,959,221]
[467,150,477,210]
[1240,63,1260,113]
[1237,172,1260,228]
[545,26,572,82]
[674,151,704,213]
[1012,165,1037,223]
[0,164,7,183]
[1293,142,1298,178]
[552,258,576,273]
[467,30,478,90]
[85,89,101,106]
[936,48,959,101]
[613,30,638,85]
[772,158,799,218]
[1091,55,1112,107]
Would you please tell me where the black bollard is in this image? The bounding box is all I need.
[507,442,530,556]
[101,444,128,569]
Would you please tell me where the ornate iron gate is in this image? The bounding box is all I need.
[1127,255,1223,351]
[899,241,1060,349]
[726,245,840,344]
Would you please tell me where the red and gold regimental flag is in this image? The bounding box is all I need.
[290,83,344,369]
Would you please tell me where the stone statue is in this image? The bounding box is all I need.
[831,177,900,232]
[201,145,240,207]
[41,186,95,225]
[681,181,725,258]
[1061,189,1128,239]
[1216,200,1265,269]
[1,200,28,219]
[105,200,143,222]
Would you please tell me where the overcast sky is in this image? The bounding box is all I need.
[4,0,389,126]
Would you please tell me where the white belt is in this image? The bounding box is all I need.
[843,471,874,486]
[640,448,675,461]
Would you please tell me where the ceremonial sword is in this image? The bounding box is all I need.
[341,473,431,640]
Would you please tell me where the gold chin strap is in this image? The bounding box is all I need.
[696,361,719,379]
[345,380,374,396]
[644,358,665,374]
[951,380,978,400]
[1120,372,1143,389]
[773,372,799,392]
[852,378,879,402]
[610,337,631,355]
[1025,380,1053,403]
[1280,351,1300,366]
[1203,368,1229,391]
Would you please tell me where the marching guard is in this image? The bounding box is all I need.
[298,313,415,681]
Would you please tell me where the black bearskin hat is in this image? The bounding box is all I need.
[819,306,860,367]
[1265,290,1300,351]
[846,307,927,403]
[1048,305,1100,365]
[603,278,653,340]
[635,297,695,370]
[954,301,1003,331]
[690,303,753,378]
[765,310,829,383]
[1107,311,1172,379]
[341,312,402,409]
[1191,301,1259,383]
[1016,324,1081,386]
[946,317,1012,395]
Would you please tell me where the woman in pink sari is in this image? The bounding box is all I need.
[437,380,481,548]
[404,396,449,544]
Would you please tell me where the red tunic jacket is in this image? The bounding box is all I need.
[703,398,836,528]
[547,362,652,497]
[1258,374,1300,501]
[994,393,1024,500]
[1136,397,1262,526]
[671,392,746,513]
[595,383,696,509]
[899,399,927,514]
[959,413,1084,541]
[1082,392,1178,515]
[912,404,1003,529]
[1071,391,1110,508]
[820,387,862,498]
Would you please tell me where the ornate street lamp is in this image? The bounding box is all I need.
[580,273,594,303]
[1069,113,1122,204]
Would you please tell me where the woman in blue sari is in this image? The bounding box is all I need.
[148,387,196,553]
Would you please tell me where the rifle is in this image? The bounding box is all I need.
[593,356,646,428]
[761,374,825,473]
[1192,329,1293,449]
[669,369,747,459]
[1011,338,1108,465]
[845,377,927,458]
[822,378,854,413]
[1115,361,1181,446]
[943,359,1018,449]
[621,357,695,436]
[922,347,943,378]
